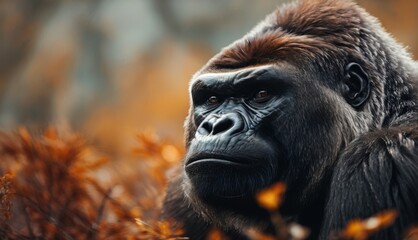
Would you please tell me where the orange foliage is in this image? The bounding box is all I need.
[256,182,286,212]
[0,173,14,222]
[207,228,227,240]
[133,131,184,164]
[339,210,398,240]
[0,128,184,239]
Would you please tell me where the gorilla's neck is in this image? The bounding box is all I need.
[278,172,332,240]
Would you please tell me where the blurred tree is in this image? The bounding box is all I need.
[0,0,57,95]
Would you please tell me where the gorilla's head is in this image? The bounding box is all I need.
[178,0,416,231]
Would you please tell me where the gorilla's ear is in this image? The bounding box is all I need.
[343,62,370,108]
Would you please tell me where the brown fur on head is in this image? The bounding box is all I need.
[192,0,415,131]
[209,0,362,70]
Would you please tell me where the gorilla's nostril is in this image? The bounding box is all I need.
[198,122,212,136]
[212,118,234,135]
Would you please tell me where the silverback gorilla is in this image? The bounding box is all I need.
[162,0,418,239]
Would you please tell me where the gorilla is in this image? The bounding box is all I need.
[162,0,418,239]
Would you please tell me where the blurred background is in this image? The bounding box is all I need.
[0,1,416,238]
[0,0,417,155]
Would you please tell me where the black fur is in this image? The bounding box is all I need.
[162,0,418,239]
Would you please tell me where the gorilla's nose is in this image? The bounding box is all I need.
[197,112,245,137]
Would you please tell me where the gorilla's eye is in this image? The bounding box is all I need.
[207,96,220,105]
[253,90,271,103]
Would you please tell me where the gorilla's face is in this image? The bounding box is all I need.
[181,61,370,225]
[185,65,291,198]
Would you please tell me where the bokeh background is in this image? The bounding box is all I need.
[0,0,417,238]
[1,0,417,154]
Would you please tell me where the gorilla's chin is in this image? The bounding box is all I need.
[185,159,274,199]
[183,172,272,230]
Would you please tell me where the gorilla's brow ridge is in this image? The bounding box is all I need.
[191,65,294,97]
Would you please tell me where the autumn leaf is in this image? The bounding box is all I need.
[341,210,398,240]
[207,228,226,240]
[135,218,187,240]
[256,182,286,212]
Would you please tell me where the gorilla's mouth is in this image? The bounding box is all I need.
[186,158,248,167]
[184,152,277,201]
[185,153,254,168]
